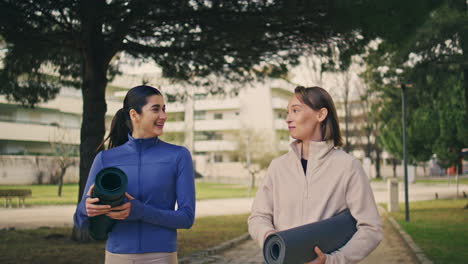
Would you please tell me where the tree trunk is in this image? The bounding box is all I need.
[344,97,350,153]
[375,146,382,179]
[73,0,110,242]
[250,173,256,195]
[392,158,397,178]
[58,167,66,197]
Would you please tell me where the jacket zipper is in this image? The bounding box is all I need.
[138,139,142,251]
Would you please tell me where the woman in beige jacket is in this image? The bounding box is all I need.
[248,86,382,264]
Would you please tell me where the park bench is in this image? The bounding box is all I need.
[0,189,32,208]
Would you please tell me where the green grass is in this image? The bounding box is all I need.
[390,199,468,264]
[415,177,468,185]
[0,214,249,264]
[195,182,257,200]
[0,184,78,206]
[0,182,257,206]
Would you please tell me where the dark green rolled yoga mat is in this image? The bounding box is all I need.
[263,209,357,264]
[89,167,128,240]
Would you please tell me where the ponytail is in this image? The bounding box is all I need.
[100,108,131,150]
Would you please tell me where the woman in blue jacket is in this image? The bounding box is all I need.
[74,85,195,264]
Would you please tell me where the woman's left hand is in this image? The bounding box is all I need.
[305,246,327,264]
[106,193,135,220]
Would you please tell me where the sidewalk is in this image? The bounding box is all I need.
[1,182,465,264]
[185,208,419,264]
[2,182,466,230]
[0,197,254,230]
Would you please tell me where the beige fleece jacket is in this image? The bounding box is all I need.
[248,140,382,264]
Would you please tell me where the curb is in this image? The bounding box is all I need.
[379,206,433,264]
[179,233,251,264]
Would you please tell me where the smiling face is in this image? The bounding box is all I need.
[130,95,167,138]
[286,94,327,142]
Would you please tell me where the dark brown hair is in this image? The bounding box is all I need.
[100,85,162,150]
[294,86,343,147]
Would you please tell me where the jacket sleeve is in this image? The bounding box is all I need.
[127,147,195,229]
[73,151,104,230]
[248,161,276,248]
[325,158,383,264]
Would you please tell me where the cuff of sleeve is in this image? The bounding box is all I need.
[127,199,144,220]
[324,254,333,264]
[258,226,276,248]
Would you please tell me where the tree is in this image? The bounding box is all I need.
[355,81,383,178]
[0,0,373,204]
[361,39,466,174]
[1,0,454,240]
[49,127,78,197]
[237,130,284,196]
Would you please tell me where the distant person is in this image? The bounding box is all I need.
[74,85,195,264]
[248,86,382,264]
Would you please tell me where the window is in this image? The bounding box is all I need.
[214,153,223,163]
[195,131,223,140]
[194,93,207,100]
[214,113,223,120]
[194,111,206,120]
[167,112,185,121]
[229,153,240,162]
[276,110,287,119]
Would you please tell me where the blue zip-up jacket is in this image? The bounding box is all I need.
[74,135,195,254]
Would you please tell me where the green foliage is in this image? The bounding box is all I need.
[360,0,467,168]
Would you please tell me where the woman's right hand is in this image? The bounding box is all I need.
[85,184,111,217]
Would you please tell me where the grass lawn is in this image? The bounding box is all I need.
[415,177,468,185]
[390,199,468,264]
[0,213,249,264]
[0,181,257,207]
[195,182,257,200]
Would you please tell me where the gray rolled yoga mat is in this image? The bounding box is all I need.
[263,209,357,264]
[89,167,128,240]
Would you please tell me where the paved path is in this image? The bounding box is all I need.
[0,197,254,229]
[1,182,466,230]
[186,207,419,264]
[2,182,462,263]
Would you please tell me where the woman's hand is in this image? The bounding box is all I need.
[106,193,135,220]
[85,184,111,217]
[305,246,327,264]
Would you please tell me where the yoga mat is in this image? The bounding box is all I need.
[89,167,128,240]
[263,209,357,264]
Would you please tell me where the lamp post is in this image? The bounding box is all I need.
[401,83,410,222]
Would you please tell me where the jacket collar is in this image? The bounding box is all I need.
[289,139,335,162]
[126,133,160,151]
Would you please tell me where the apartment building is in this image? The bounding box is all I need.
[153,78,295,183]
[0,84,125,184]
[1,71,401,185]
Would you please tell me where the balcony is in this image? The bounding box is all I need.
[163,121,185,132]
[195,140,238,152]
[194,98,240,111]
[0,121,80,144]
[271,97,288,110]
[165,102,185,112]
[195,119,241,131]
[274,119,288,130]
[0,95,121,117]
